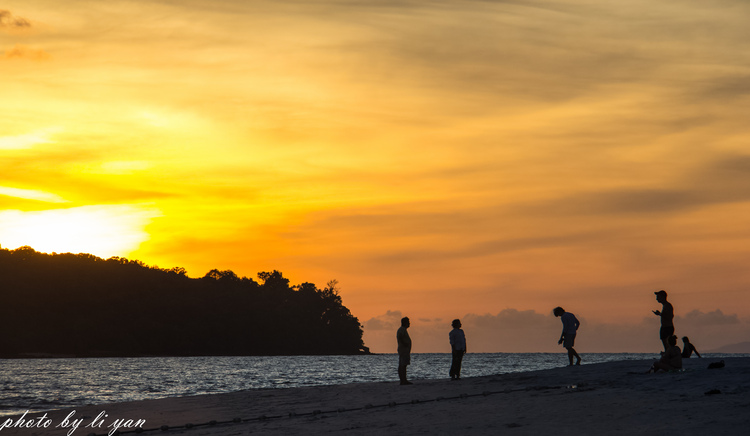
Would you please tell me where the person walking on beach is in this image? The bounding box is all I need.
[653,290,674,352]
[648,335,682,372]
[553,307,581,366]
[449,319,467,381]
[397,317,413,385]
[681,336,702,358]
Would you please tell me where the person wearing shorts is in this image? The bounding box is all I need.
[653,290,674,352]
[553,307,581,366]
[562,333,576,349]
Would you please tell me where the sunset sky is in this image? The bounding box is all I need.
[3,0,750,353]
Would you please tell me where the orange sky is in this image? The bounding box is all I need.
[2,1,749,353]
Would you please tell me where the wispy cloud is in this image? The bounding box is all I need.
[0,10,31,29]
[0,129,58,149]
[363,310,404,331]
[521,152,750,217]
[3,44,50,60]
[679,309,739,327]
[0,186,67,203]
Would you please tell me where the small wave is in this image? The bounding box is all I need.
[29,400,67,407]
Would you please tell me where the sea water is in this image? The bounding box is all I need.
[0,353,744,416]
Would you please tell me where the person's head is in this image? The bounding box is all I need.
[655,290,667,302]
[668,335,678,346]
[682,336,690,343]
[401,317,410,328]
[553,307,565,317]
[452,319,461,328]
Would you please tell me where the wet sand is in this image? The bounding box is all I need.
[3,357,749,436]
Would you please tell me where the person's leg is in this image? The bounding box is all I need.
[399,363,412,385]
[660,326,673,352]
[449,353,457,379]
[399,352,411,384]
[402,365,411,385]
[455,351,463,379]
[570,347,581,365]
[456,351,466,378]
[563,334,579,365]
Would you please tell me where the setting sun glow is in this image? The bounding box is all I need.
[0,206,157,259]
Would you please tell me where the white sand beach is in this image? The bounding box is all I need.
[3,357,748,436]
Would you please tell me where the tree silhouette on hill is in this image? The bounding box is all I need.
[0,246,368,357]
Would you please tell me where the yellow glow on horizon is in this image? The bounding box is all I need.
[0,205,160,258]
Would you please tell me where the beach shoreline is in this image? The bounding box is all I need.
[2,357,748,435]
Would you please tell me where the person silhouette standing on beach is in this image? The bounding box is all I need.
[449,319,467,381]
[553,307,581,366]
[681,336,702,358]
[653,290,674,352]
[397,317,413,385]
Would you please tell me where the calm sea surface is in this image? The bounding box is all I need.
[1,353,744,416]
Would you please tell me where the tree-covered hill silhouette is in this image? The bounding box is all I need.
[0,246,368,357]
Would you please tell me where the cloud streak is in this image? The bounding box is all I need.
[0,186,67,203]
[0,129,57,149]
[530,153,750,217]
[0,10,31,29]
[3,44,50,60]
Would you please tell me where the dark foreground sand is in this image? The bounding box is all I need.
[3,357,749,436]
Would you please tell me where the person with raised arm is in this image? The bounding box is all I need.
[653,290,675,352]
